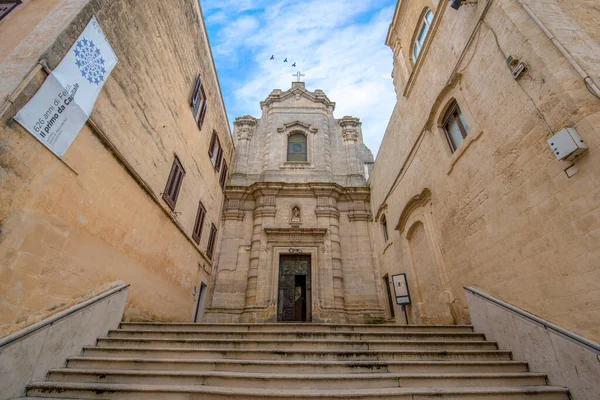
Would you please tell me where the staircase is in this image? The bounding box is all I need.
[23,323,570,399]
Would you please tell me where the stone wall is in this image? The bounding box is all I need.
[0,0,232,335]
[371,0,600,341]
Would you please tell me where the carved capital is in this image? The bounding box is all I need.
[339,116,361,142]
[234,115,258,140]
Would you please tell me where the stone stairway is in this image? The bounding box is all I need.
[23,323,570,399]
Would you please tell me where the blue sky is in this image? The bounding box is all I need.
[201,0,397,155]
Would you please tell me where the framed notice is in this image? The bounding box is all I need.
[391,273,411,306]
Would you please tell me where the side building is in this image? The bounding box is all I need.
[371,0,600,341]
[0,0,233,335]
[206,82,385,324]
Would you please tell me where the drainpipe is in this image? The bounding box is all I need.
[516,0,600,99]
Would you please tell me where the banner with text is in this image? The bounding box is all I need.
[15,16,118,157]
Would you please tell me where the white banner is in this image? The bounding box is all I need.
[15,16,118,157]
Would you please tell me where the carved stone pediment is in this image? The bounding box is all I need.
[277,120,318,135]
[261,82,336,110]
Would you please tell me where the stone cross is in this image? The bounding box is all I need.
[292,71,305,82]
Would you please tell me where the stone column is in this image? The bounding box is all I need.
[242,187,278,322]
[313,186,345,322]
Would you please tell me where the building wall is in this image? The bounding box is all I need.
[0,0,233,336]
[206,82,385,323]
[371,0,600,341]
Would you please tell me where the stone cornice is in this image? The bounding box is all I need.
[260,83,336,111]
[395,188,432,233]
[264,227,328,243]
[277,120,318,135]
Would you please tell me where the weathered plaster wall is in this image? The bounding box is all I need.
[372,0,600,341]
[0,0,232,335]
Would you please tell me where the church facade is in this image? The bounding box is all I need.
[205,82,385,324]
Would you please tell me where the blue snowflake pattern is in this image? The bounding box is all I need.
[73,38,106,85]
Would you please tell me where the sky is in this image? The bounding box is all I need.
[201,0,398,156]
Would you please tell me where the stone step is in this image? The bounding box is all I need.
[119,323,475,333]
[95,337,498,351]
[46,369,548,389]
[25,382,570,399]
[67,357,529,374]
[82,346,513,361]
[108,329,486,341]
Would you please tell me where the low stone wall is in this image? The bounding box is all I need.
[465,287,600,400]
[0,282,128,400]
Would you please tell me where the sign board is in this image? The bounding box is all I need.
[15,16,118,157]
[391,273,411,305]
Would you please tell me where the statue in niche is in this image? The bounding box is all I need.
[291,206,301,224]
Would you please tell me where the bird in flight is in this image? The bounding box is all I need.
[284,58,288,62]
[270,55,274,60]
[292,62,296,67]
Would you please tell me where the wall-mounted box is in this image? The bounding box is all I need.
[547,127,587,161]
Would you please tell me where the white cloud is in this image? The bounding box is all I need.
[203,0,397,155]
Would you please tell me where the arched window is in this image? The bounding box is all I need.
[442,100,470,152]
[381,215,389,242]
[412,9,434,63]
[287,133,307,162]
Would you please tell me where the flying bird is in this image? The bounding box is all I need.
[284,58,288,62]
[292,62,296,67]
[270,55,274,60]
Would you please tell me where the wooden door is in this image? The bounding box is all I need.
[278,255,311,322]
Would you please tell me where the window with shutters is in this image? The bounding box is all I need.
[206,223,217,259]
[442,101,470,152]
[287,133,307,162]
[192,201,206,245]
[191,74,208,130]
[208,130,223,171]
[219,160,228,189]
[162,156,185,210]
[0,1,21,21]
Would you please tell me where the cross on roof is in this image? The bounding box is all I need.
[292,71,305,82]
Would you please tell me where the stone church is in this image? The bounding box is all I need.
[205,82,385,324]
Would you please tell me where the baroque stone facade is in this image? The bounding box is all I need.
[206,82,385,323]
[371,0,600,341]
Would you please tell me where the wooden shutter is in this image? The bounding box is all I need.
[219,161,228,189]
[190,75,202,106]
[215,138,223,172]
[208,131,216,158]
[192,202,206,245]
[207,223,217,259]
[162,156,186,210]
[198,100,208,130]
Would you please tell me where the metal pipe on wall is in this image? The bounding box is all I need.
[516,0,600,99]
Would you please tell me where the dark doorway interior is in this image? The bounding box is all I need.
[278,255,311,322]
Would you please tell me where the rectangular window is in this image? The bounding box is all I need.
[381,216,389,242]
[0,1,20,21]
[208,130,223,171]
[443,102,470,152]
[206,223,217,259]
[163,156,185,210]
[192,202,206,245]
[219,160,228,189]
[191,74,208,130]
